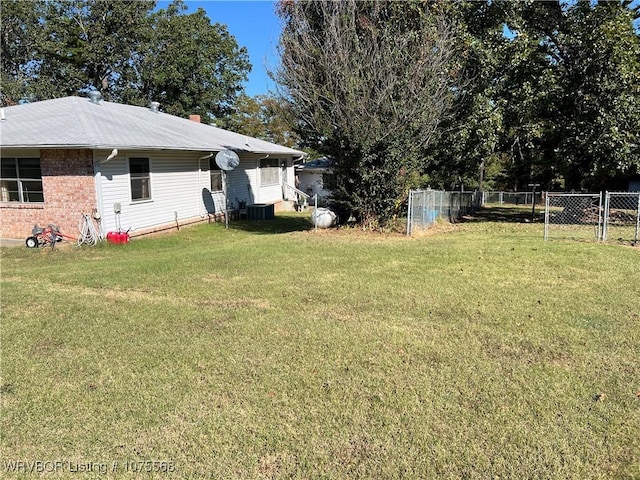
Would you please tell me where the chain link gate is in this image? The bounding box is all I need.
[603,192,640,244]
[543,193,603,241]
[544,192,640,244]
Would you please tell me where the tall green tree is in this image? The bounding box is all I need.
[0,0,251,123]
[495,1,562,191]
[427,0,639,192]
[548,1,640,190]
[276,0,459,227]
[129,0,251,122]
[0,0,45,105]
[424,1,508,191]
[1,0,154,104]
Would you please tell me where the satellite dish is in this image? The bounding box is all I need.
[215,149,240,171]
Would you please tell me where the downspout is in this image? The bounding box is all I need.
[198,156,203,218]
[93,152,105,236]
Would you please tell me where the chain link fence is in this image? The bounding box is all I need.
[544,193,603,241]
[407,189,480,235]
[408,189,638,243]
[544,191,639,244]
[603,192,640,244]
[482,191,542,206]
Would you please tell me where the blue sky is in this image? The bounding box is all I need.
[157,1,281,97]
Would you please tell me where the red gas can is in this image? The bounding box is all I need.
[106,231,130,244]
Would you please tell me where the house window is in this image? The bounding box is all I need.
[209,158,223,192]
[129,157,151,201]
[259,158,280,186]
[0,158,44,203]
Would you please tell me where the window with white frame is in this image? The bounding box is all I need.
[0,157,44,203]
[129,157,151,201]
[259,157,280,186]
[209,158,223,192]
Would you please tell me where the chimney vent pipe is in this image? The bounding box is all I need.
[88,91,102,105]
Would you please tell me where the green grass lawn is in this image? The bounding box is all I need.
[1,207,639,479]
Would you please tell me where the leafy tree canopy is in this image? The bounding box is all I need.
[276,0,460,227]
[274,0,638,202]
[217,93,301,149]
[1,0,251,123]
[426,0,640,192]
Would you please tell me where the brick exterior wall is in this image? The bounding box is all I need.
[1,149,97,239]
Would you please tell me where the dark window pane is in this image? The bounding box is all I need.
[1,159,17,178]
[130,158,149,175]
[1,158,44,203]
[22,180,44,202]
[211,172,223,192]
[131,178,150,200]
[17,158,41,178]
[130,158,150,200]
[209,158,223,191]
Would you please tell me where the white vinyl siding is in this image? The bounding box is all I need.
[225,157,256,206]
[96,150,297,233]
[99,152,217,233]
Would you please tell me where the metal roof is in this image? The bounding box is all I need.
[295,156,335,172]
[0,96,304,156]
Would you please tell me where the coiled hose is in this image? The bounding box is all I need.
[78,213,102,246]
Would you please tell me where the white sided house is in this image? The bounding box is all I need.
[0,94,305,239]
[295,156,336,205]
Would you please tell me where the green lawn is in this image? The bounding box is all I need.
[1,208,639,479]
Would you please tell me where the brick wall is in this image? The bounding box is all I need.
[1,149,97,239]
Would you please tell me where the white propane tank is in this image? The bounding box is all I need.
[311,207,337,228]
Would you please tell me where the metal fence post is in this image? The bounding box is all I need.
[406,190,413,236]
[598,191,611,242]
[314,194,318,231]
[636,193,640,244]
[544,192,549,240]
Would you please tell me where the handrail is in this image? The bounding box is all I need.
[283,182,310,200]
